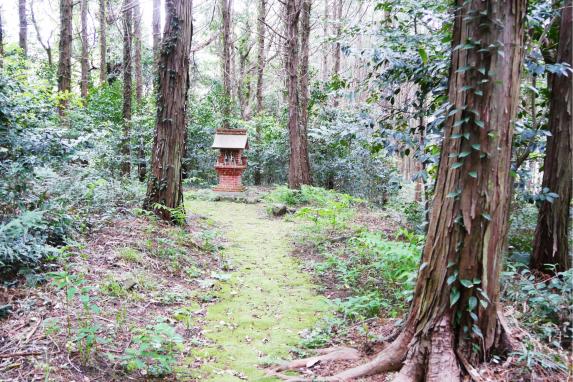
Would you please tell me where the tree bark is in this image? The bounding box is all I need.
[57,0,73,114]
[144,0,193,222]
[531,0,572,273]
[299,0,312,181]
[285,0,311,189]
[19,0,27,57]
[254,0,267,185]
[122,0,133,176]
[221,0,232,129]
[99,0,107,84]
[311,0,527,379]
[255,0,266,115]
[80,0,89,99]
[134,0,143,103]
[152,0,161,65]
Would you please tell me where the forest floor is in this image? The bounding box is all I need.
[185,197,331,381]
[2,188,569,381]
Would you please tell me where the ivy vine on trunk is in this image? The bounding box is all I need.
[143,0,193,223]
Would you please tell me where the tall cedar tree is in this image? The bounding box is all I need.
[531,0,572,272]
[99,0,106,84]
[80,0,89,98]
[152,0,161,64]
[121,0,133,176]
[220,0,232,129]
[253,0,266,185]
[285,0,311,189]
[133,0,146,182]
[19,0,27,57]
[57,0,73,114]
[144,0,193,222]
[285,0,526,379]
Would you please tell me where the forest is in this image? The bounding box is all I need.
[0,0,571,381]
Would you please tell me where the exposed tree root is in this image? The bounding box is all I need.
[273,347,361,372]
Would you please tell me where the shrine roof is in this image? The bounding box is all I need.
[212,129,249,149]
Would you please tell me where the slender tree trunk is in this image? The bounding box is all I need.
[221,0,232,129]
[332,0,342,106]
[99,0,107,84]
[254,0,266,185]
[285,0,311,189]
[133,0,146,182]
[80,0,89,99]
[531,0,572,273]
[313,1,527,380]
[134,0,143,102]
[144,0,193,222]
[19,0,27,57]
[122,0,133,176]
[0,7,3,68]
[322,0,329,83]
[255,0,266,115]
[30,0,53,67]
[57,0,73,114]
[152,0,161,65]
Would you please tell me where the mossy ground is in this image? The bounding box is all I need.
[185,197,332,381]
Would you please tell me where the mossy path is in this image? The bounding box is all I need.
[185,198,331,381]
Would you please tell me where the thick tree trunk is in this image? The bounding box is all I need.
[152,0,161,65]
[134,0,143,103]
[285,0,311,189]
[122,0,133,176]
[99,0,106,84]
[331,0,342,107]
[221,0,232,129]
[254,0,266,185]
[300,1,527,380]
[531,0,572,273]
[19,0,27,57]
[299,0,312,183]
[80,0,89,98]
[57,0,73,114]
[144,0,193,222]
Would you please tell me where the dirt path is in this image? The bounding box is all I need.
[186,199,331,381]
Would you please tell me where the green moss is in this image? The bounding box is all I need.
[183,197,332,381]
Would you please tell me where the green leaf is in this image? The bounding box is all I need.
[450,287,461,307]
[468,171,477,178]
[470,312,478,321]
[478,67,487,75]
[418,48,428,64]
[468,296,478,310]
[447,261,456,268]
[474,89,483,96]
[475,120,485,128]
[472,278,481,284]
[460,279,474,288]
[456,65,472,73]
[481,213,492,221]
[451,162,463,169]
[447,273,458,285]
[480,298,488,309]
[472,324,484,338]
[471,143,481,150]
[459,151,471,158]
[452,133,463,139]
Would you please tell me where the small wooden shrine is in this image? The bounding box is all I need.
[212,129,249,192]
